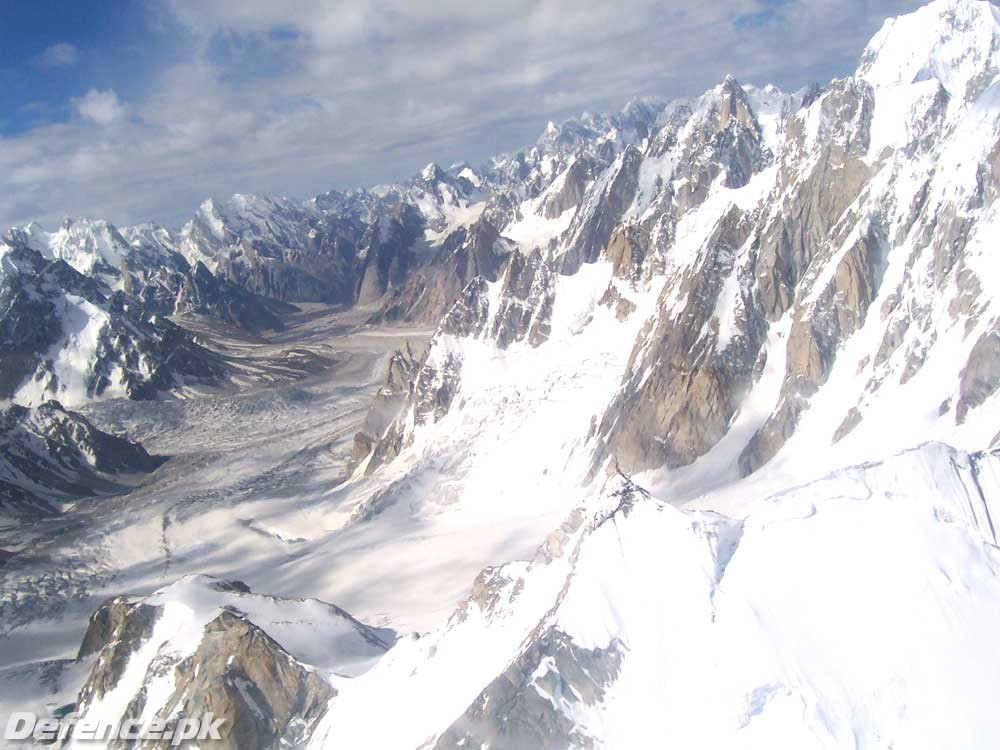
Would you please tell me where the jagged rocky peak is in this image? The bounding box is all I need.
[351,340,425,472]
[716,74,764,138]
[2,216,289,334]
[536,97,664,157]
[0,400,163,521]
[69,575,392,750]
[179,193,322,269]
[678,74,772,189]
[354,204,424,306]
[121,222,177,257]
[358,243,558,472]
[420,161,448,184]
[357,0,1000,488]
[594,205,764,475]
[537,154,597,219]
[6,217,134,279]
[181,193,372,304]
[372,217,512,324]
[171,260,294,332]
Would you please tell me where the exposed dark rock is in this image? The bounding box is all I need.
[597,284,636,320]
[833,407,863,443]
[77,596,158,660]
[70,578,392,750]
[741,222,888,474]
[106,610,334,750]
[352,342,424,470]
[0,401,164,521]
[559,145,643,274]
[440,277,493,340]
[957,330,1000,423]
[596,206,765,474]
[173,261,293,332]
[355,206,424,305]
[0,245,224,404]
[754,78,874,319]
[435,630,624,750]
[540,156,596,219]
[605,225,647,282]
[490,249,556,349]
[119,234,294,333]
[76,598,162,700]
[373,219,509,324]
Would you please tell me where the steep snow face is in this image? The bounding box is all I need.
[860,0,1000,157]
[12,295,121,407]
[308,445,1000,750]
[742,83,807,153]
[309,260,667,632]
[859,0,1000,100]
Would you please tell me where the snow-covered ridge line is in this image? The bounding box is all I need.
[308,442,1000,748]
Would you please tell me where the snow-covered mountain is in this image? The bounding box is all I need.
[310,444,1000,749]
[0,400,162,522]
[65,575,392,750]
[3,219,291,334]
[332,1,1000,745]
[361,0,1000,492]
[0,238,224,408]
[3,1,1000,748]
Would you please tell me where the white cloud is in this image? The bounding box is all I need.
[73,89,128,126]
[35,42,80,68]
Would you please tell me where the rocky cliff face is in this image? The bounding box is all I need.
[372,219,512,324]
[349,0,1000,523]
[67,576,392,750]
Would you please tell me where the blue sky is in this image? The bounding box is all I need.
[0,0,924,230]
[0,2,180,134]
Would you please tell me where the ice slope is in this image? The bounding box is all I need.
[860,0,1000,101]
[308,443,1000,749]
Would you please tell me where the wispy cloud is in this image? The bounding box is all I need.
[34,42,80,68]
[0,0,919,230]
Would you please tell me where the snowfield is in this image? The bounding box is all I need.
[308,444,1000,749]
